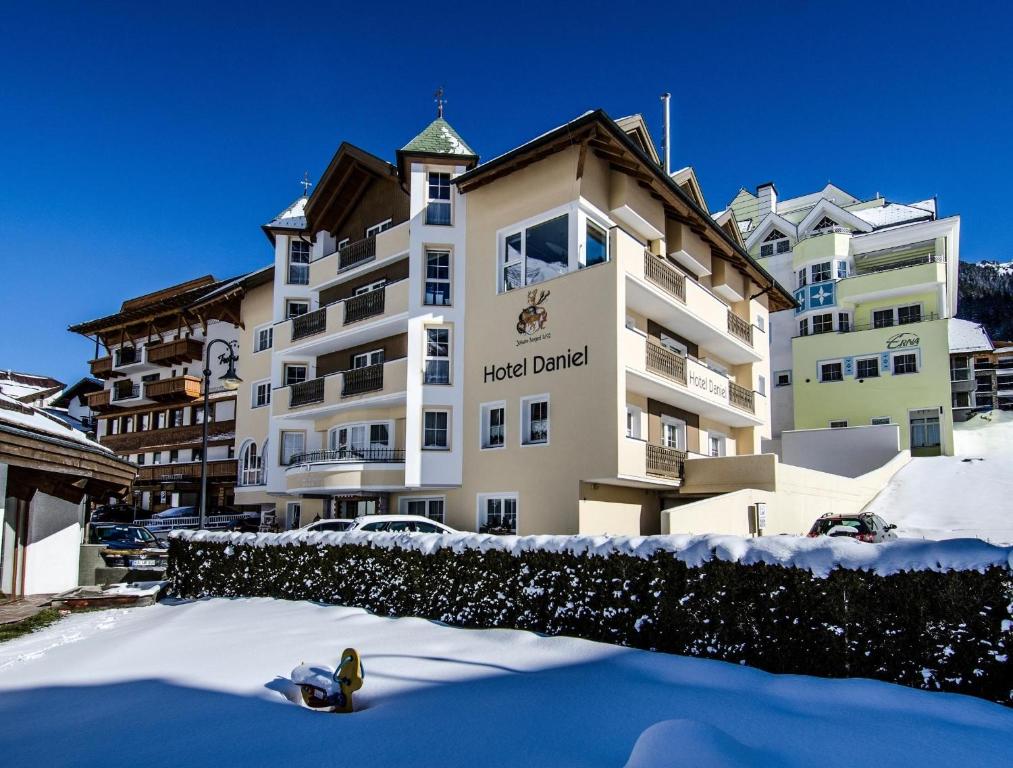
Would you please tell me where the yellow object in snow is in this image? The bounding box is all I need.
[294,647,364,713]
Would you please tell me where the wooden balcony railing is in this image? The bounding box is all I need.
[646,444,687,479]
[146,338,203,366]
[291,307,327,341]
[727,312,753,346]
[145,375,203,402]
[644,251,686,302]
[86,389,112,410]
[338,235,376,271]
[290,377,325,407]
[136,459,238,483]
[344,287,385,325]
[729,381,755,413]
[89,356,113,379]
[645,342,687,384]
[342,363,383,397]
[100,420,235,453]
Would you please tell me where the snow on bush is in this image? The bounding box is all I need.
[168,531,1013,704]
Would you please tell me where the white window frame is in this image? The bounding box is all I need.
[423,327,451,385]
[892,350,920,376]
[625,405,643,440]
[422,409,450,450]
[661,416,686,451]
[283,363,309,387]
[756,315,766,333]
[253,324,273,353]
[896,303,924,326]
[354,279,385,296]
[351,349,384,369]
[279,430,306,466]
[239,440,264,486]
[476,492,518,534]
[520,394,550,446]
[425,171,452,226]
[327,420,394,457]
[252,380,272,408]
[818,359,845,383]
[424,249,452,306]
[812,312,834,335]
[578,212,609,269]
[757,375,766,396]
[285,299,309,319]
[707,432,727,457]
[365,219,392,238]
[856,356,880,379]
[871,417,891,425]
[837,311,852,332]
[398,496,446,523]
[287,239,311,285]
[775,370,792,387]
[480,401,506,450]
[336,237,350,251]
[829,420,849,428]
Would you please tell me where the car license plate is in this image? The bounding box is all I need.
[130,559,161,568]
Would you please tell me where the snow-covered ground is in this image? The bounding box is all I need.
[1,599,1010,767]
[865,411,1013,544]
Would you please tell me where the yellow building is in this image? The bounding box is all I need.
[234,110,795,534]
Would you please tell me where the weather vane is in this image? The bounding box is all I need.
[300,171,312,196]
[434,86,446,118]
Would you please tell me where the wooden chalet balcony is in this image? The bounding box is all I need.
[89,356,114,379]
[145,375,203,402]
[645,341,687,385]
[136,458,238,483]
[101,419,235,453]
[646,444,687,479]
[86,389,113,411]
[729,381,755,413]
[146,338,203,366]
[337,235,377,271]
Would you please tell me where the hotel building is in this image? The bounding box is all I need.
[234,108,794,535]
[69,275,264,512]
[726,183,960,455]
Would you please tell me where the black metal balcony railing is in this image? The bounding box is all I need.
[112,383,140,401]
[727,312,753,346]
[795,313,941,339]
[344,287,385,325]
[338,235,377,271]
[287,447,406,466]
[342,363,383,397]
[291,307,327,341]
[729,381,755,413]
[289,377,325,407]
[644,251,686,302]
[646,342,687,384]
[646,444,687,479]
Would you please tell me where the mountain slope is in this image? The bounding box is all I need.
[957,260,1013,341]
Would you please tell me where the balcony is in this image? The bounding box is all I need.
[100,420,235,453]
[623,243,761,365]
[837,258,945,305]
[310,222,409,289]
[112,382,141,402]
[146,338,203,366]
[625,329,762,427]
[85,389,113,412]
[277,279,409,353]
[616,437,685,486]
[288,448,405,466]
[136,459,238,484]
[113,346,143,368]
[89,356,114,379]
[277,357,408,419]
[145,375,202,402]
[290,377,325,407]
[338,236,376,271]
[646,444,687,479]
[342,363,383,397]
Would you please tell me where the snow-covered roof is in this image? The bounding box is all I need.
[853,202,935,229]
[264,196,308,230]
[0,393,106,449]
[948,319,993,353]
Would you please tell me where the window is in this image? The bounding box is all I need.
[776,239,791,254]
[813,216,839,232]
[123,416,134,433]
[365,219,392,238]
[797,269,808,288]
[354,279,384,296]
[910,409,941,450]
[626,405,642,439]
[169,408,184,427]
[136,453,145,465]
[897,304,922,325]
[425,172,452,225]
[799,318,809,337]
[820,361,844,382]
[829,420,848,429]
[708,434,726,457]
[478,495,517,534]
[252,380,271,408]
[756,315,765,332]
[873,309,895,329]
[155,411,166,429]
[423,410,449,449]
[760,243,773,257]
[192,448,203,462]
[501,214,569,291]
[424,250,452,306]
[336,237,350,251]
[286,300,309,319]
[288,240,311,284]
[661,417,686,450]
[284,364,308,386]
[582,220,608,267]
[775,371,792,387]
[838,312,851,333]
[169,449,179,463]
[329,422,391,458]
[351,350,384,369]
[758,375,766,396]
[952,391,971,408]
[152,452,162,465]
[254,325,273,353]
[521,396,549,445]
[480,402,505,449]
[811,262,832,282]
[837,261,849,279]
[280,431,305,465]
[138,413,149,431]
[424,328,450,384]
[871,417,891,425]
[856,357,880,379]
[893,353,918,375]
[659,332,688,357]
[812,313,833,334]
[286,502,301,530]
[240,442,263,486]
[399,497,445,523]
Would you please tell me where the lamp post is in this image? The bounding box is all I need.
[199,339,242,529]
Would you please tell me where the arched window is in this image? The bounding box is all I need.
[239,440,263,486]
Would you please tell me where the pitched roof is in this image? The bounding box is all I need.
[401,118,477,157]
[265,196,308,231]
[948,319,993,354]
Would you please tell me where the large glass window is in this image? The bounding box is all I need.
[479,496,517,534]
[280,431,305,465]
[424,328,450,384]
[240,442,263,486]
[426,172,452,225]
[288,240,311,285]
[329,422,391,458]
[286,300,309,319]
[423,410,449,449]
[583,220,608,267]
[424,250,452,306]
[501,214,569,291]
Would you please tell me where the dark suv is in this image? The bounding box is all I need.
[807,513,898,543]
[90,503,138,524]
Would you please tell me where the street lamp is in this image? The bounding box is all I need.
[199,339,241,528]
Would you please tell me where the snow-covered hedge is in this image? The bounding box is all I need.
[168,531,1013,704]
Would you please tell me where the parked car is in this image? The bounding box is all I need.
[88,524,169,570]
[225,512,265,533]
[90,503,138,524]
[347,515,457,534]
[302,519,355,533]
[807,513,898,543]
[150,505,197,520]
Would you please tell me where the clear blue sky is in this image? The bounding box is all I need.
[2,1,1011,383]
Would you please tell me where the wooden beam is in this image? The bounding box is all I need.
[575,139,588,181]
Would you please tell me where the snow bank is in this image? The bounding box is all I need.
[175,528,1013,578]
[624,720,770,768]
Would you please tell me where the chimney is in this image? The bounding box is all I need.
[756,182,777,217]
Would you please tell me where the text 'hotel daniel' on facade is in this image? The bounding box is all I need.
[232,108,794,535]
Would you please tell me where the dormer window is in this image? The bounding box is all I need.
[813,216,841,233]
[426,172,452,225]
[760,229,791,257]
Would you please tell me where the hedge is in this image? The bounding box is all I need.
[167,533,1013,704]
